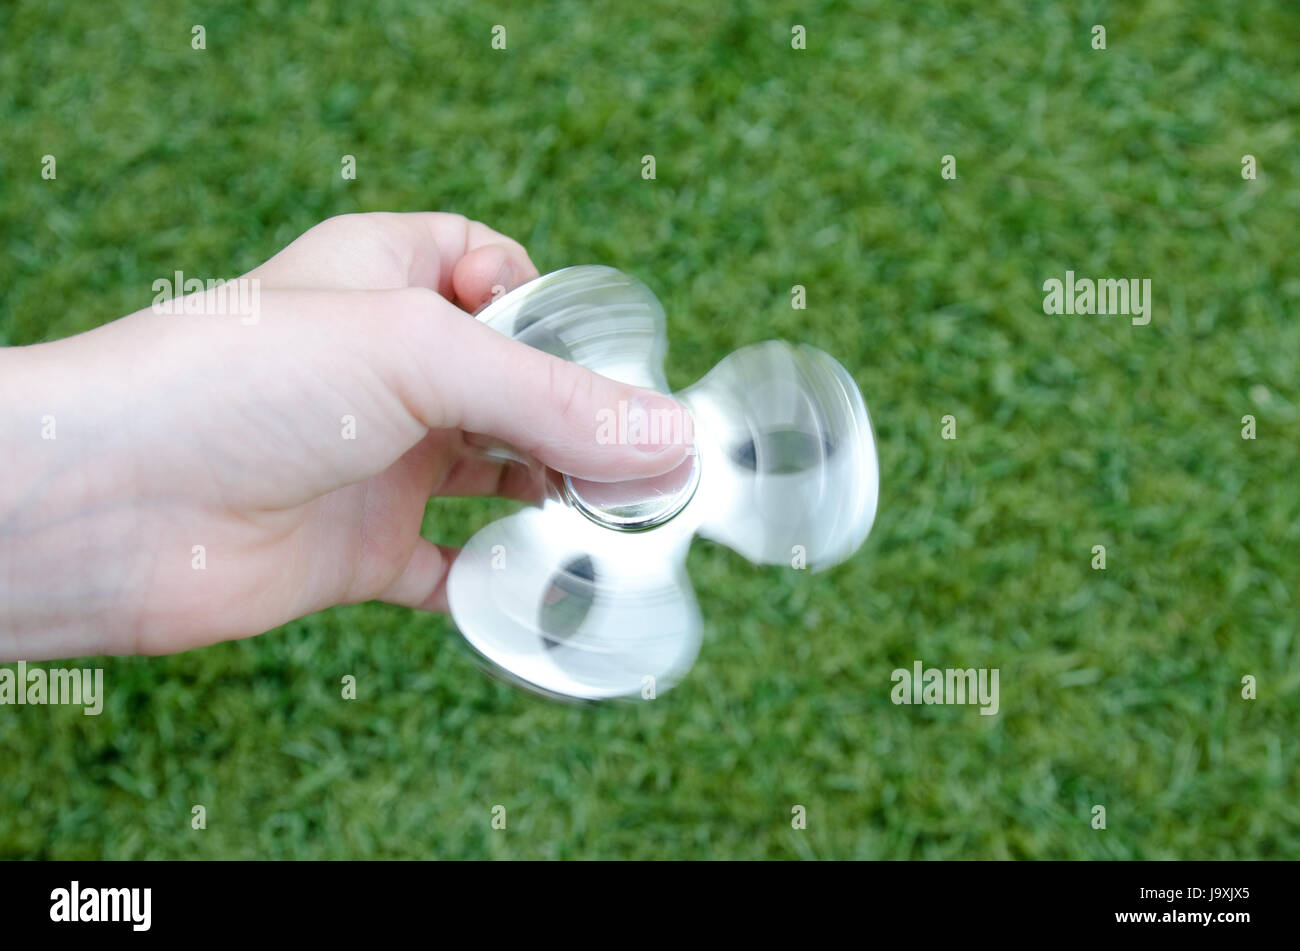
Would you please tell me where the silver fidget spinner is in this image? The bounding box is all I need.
[446,266,879,700]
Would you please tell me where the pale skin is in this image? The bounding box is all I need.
[0,212,690,662]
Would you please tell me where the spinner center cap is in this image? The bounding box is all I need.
[562,450,701,532]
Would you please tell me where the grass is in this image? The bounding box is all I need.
[1,0,1297,859]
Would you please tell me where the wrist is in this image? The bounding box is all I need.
[0,341,139,660]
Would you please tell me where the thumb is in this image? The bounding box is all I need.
[387,288,692,482]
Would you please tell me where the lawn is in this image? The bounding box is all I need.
[0,0,1296,859]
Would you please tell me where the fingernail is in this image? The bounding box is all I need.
[492,258,516,295]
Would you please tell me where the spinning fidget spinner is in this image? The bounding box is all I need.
[446,266,879,700]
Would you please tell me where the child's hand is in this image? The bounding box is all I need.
[0,213,690,661]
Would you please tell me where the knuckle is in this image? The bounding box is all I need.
[389,285,439,322]
[547,358,592,427]
[312,211,366,237]
[370,287,441,347]
[397,284,439,310]
[442,212,474,249]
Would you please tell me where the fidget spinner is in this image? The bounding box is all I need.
[447,267,879,700]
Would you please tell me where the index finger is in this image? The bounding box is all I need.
[244,211,539,304]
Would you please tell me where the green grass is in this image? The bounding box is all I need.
[1,0,1297,859]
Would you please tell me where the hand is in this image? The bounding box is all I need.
[0,212,690,661]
